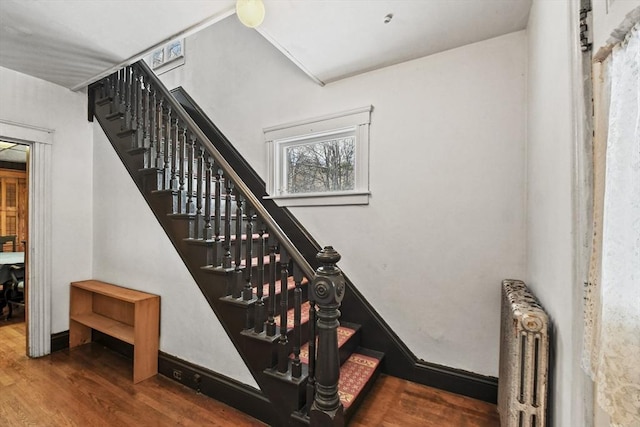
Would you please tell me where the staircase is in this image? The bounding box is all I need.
[90,61,393,426]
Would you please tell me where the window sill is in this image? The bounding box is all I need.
[264,191,370,207]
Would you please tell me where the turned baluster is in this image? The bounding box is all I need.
[310,247,345,427]
[223,178,233,269]
[107,74,115,103]
[306,297,317,415]
[163,105,172,190]
[203,155,213,240]
[124,66,132,129]
[155,98,164,169]
[120,68,127,107]
[147,89,157,169]
[141,75,150,149]
[265,239,277,337]
[277,249,290,374]
[254,222,266,334]
[170,117,180,191]
[111,73,117,101]
[292,263,304,378]
[243,209,254,301]
[112,70,118,111]
[178,127,187,213]
[213,169,222,265]
[232,192,244,299]
[243,208,255,330]
[114,69,122,112]
[136,72,147,149]
[195,143,204,239]
[186,133,196,215]
[131,67,140,138]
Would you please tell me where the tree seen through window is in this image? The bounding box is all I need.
[285,137,355,194]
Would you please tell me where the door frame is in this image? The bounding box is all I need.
[0,119,52,357]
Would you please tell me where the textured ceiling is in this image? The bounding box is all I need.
[0,0,531,90]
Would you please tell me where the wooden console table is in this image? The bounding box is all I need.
[69,280,160,383]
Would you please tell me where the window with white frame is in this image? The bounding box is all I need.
[146,39,185,75]
[264,106,372,207]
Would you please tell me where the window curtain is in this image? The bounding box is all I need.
[583,23,640,427]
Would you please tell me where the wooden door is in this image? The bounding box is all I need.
[0,169,27,252]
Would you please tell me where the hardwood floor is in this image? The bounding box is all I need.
[349,375,499,427]
[0,322,499,426]
[0,322,264,426]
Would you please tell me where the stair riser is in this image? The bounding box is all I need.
[203,261,283,283]
[260,374,308,419]
[140,169,164,195]
[338,328,361,366]
[167,211,242,240]
[268,285,308,313]
[343,358,384,421]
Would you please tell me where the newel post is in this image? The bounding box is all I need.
[310,246,345,427]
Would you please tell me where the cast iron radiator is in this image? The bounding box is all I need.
[498,279,549,427]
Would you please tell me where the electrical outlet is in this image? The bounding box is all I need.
[172,369,182,381]
[193,373,202,392]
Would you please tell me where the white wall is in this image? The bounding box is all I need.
[159,18,528,377]
[526,1,581,426]
[91,125,256,386]
[0,66,93,334]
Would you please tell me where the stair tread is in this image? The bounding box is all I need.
[183,233,268,245]
[242,253,280,268]
[259,275,305,298]
[201,254,280,272]
[291,325,356,365]
[338,350,384,410]
[274,301,311,330]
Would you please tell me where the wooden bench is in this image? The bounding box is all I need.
[69,280,160,383]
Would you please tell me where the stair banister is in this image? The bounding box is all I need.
[98,61,361,425]
[310,246,345,427]
[134,60,315,281]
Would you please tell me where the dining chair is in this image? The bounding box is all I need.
[0,235,16,252]
[4,265,25,319]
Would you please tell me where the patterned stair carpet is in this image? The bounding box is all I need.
[274,301,311,330]
[296,326,356,364]
[259,276,298,298]
[338,353,381,409]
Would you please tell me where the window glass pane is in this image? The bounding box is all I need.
[6,183,16,207]
[285,136,355,194]
[152,49,164,68]
[167,40,182,60]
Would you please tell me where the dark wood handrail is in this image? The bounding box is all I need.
[134,60,315,281]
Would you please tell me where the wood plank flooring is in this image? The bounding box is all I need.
[0,322,499,426]
[349,374,499,426]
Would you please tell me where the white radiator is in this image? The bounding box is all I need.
[498,279,549,427]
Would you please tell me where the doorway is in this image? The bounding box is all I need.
[0,120,52,359]
[0,140,29,330]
